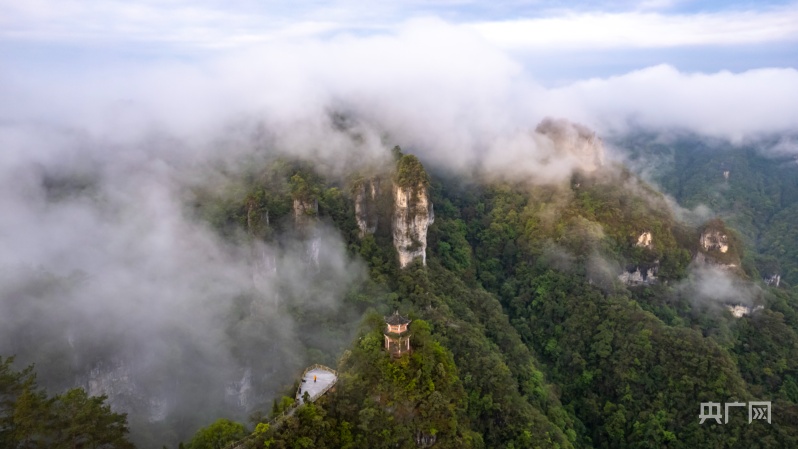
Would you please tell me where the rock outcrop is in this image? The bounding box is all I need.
[619,265,658,286]
[393,155,434,268]
[293,198,318,228]
[764,274,781,287]
[86,360,168,423]
[415,430,437,448]
[636,231,653,249]
[700,229,729,254]
[293,197,320,266]
[393,183,434,268]
[726,304,763,318]
[225,367,254,410]
[354,177,380,237]
[536,118,605,173]
[694,219,740,271]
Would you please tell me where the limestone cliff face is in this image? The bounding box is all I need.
[700,230,729,254]
[764,274,781,287]
[636,231,653,249]
[727,304,763,318]
[354,177,380,237]
[293,197,320,266]
[536,118,605,173]
[392,182,434,268]
[225,367,254,410]
[293,198,318,228]
[618,265,658,286]
[86,360,168,423]
[695,220,739,270]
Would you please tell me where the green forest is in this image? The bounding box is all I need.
[3,138,798,449]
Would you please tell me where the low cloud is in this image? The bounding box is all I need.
[544,64,798,141]
[678,264,761,310]
[0,124,366,445]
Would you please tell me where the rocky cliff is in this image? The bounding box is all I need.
[293,197,318,228]
[700,229,729,254]
[636,231,653,249]
[618,266,658,286]
[392,155,434,268]
[354,177,380,237]
[695,219,740,270]
[293,197,320,266]
[764,273,781,287]
[536,118,605,173]
[392,183,434,268]
[86,359,168,423]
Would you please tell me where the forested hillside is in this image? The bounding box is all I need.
[173,140,798,448]
[618,133,798,286]
[4,128,798,449]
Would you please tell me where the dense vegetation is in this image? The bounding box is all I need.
[5,136,798,448]
[182,142,798,448]
[618,133,798,285]
[0,356,134,448]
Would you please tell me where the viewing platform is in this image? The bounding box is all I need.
[296,365,337,404]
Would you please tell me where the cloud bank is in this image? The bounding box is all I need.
[0,123,367,445]
[472,6,798,50]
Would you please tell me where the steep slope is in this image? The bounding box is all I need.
[617,132,798,285]
[208,138,798,449]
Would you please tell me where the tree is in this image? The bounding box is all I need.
[51,389,134,449]
[185,418,247,449]
[1,356,134,449]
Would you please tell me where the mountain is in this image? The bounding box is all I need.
[186,127,798,448]
[4,123,798,449]
[617,132,798,286]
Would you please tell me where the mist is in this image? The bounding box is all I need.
[676,264,763,314]
[0,123,368,445]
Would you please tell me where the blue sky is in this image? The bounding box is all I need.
[2,1,797,82]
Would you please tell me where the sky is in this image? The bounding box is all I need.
[2,0,797,82]
[1,0,797,143]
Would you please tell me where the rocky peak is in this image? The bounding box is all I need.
[392,155,434,268]
[694,219,740,271]
[536,118,605,173]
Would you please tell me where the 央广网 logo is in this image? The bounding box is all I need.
[699,401,771,424]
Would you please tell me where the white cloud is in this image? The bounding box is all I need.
[4,1,798,52]
[2,19,797,166]
[543,64,798,139]
[470,6,798,49]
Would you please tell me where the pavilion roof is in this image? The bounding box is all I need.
[385,310,411,325]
